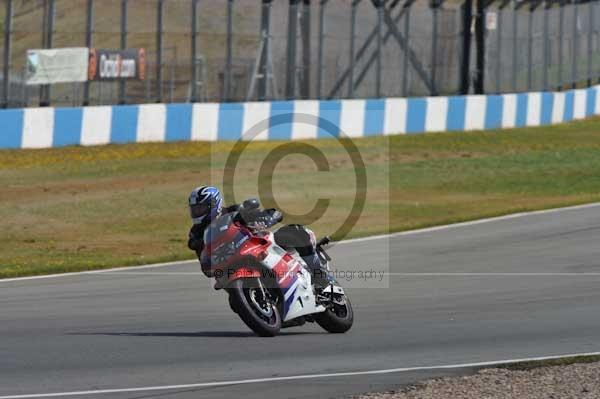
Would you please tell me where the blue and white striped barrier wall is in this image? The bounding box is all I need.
[1,87,599,149]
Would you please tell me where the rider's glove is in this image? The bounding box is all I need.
[188,231,203,251]
[247,214,272,231]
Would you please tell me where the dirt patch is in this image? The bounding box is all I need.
[356,362,600,399]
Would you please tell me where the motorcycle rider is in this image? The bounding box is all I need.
[187,186,326,282]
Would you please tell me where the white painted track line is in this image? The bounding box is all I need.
[0,260,197,283]
[1,351,599,399]
[2,202,599,284]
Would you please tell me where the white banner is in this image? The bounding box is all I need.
[26,47,89,85]
[486,12,497,31]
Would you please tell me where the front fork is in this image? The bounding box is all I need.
[315,237,344,306]
[316,236,339,284]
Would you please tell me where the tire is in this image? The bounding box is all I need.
[315,295,354,333]
[228,278,281,337]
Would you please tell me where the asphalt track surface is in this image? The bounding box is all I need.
[2,204,600,399]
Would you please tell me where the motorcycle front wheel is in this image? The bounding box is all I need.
[315,294,354,333]
[228,278,281,337]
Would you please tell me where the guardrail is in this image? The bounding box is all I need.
[1,87,598,149]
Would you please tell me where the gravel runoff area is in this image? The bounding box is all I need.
[355,361,600,399]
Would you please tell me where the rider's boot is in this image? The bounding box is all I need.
[301,253,333,289]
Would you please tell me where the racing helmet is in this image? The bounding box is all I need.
[188,186,223,225]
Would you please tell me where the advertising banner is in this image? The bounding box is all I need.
[88,48,146,81]
[26,47,89,85]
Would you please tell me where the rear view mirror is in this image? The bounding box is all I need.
[242,198,260,211]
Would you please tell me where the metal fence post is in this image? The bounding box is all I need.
[570,0,579,89]
[47,0,55,104]
[2,0,13,108]
[40,0,55,106]
[145,55,151,101]
[46,0,56,48]
[156,0,164,103]
[41,1,48,53]
[348,0,360,98]
[191,0,198,102]
[595,1,600,84]
[512,0,518,92]
[431,0,439,95]
[300,0,311,98]
[460,0,473,94]
[468,0,487,95]
[169,61,175,102]
[542,0,549,91]
[587,0,594,86]
[225,0,234,101]
[258,0,272,101]
[375,0,384,98]
[286,0,300,99]
[597,0,600,85]
[119,0,127,104]
[403,1,412,96]
[558,0,564,89]
[527,2,533,91]
[592,1,600,84]
[474,0,485,94]
[572,0,578,89]
[496,5,503,93]
[317,0,327,98]
[83,0,93,106]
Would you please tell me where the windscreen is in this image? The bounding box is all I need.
[203,213,235,248]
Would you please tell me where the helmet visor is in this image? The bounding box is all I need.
[190,202,211,219]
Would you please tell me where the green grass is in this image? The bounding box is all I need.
[3,118,600,278]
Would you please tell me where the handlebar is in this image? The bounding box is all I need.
[317,236,331,247]
[317,236,332,262]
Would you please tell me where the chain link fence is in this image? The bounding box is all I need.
[485,0,600,94]
[0,0,598,108]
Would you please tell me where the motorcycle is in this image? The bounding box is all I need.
[200,206,354,337]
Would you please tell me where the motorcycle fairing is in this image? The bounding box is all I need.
[259,233,325,321]
[201,215,326,322]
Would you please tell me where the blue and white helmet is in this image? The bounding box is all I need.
[188,186,223,225]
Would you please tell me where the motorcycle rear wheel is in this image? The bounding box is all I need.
[315,295,354,333]
[228,278,281,337]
